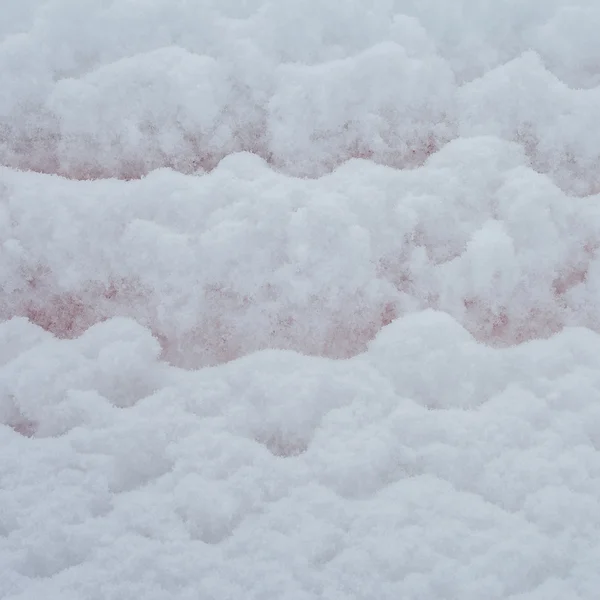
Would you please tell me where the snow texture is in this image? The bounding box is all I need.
[2,1,600,599]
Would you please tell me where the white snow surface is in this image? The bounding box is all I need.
[2,1,600,599]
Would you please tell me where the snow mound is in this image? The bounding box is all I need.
[2,313,600,598]
[3,137,600,367]
[1,0,600,193]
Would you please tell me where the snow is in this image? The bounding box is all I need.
[2,1,600,598]
[3,0,600,191]
[3,315,600,598]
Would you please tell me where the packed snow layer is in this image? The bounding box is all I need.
[3,1,600,599]
[3,312,600,600]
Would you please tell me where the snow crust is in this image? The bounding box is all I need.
[3,1,600,598]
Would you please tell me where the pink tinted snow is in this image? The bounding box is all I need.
[7,208,598,369]
[2,85,599,367]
